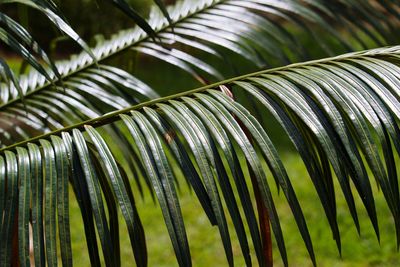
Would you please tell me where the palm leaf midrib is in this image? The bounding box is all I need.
[0,0,227,112]
[2,45,396,152]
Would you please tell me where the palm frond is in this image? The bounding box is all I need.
[0,12,59,91]
[0,0,95,67]
[0,45,399,266]
[0,0,171,87]
[1,0,400,147]
[0,64,159,146]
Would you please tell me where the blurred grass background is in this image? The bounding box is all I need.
[3,1,400,265]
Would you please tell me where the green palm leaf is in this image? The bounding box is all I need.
[0,0,171,94]
[0,45,399,266]
[2,0,400,148]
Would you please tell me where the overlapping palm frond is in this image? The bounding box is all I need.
[0,64,159,147]
[1,0,400,148]
[0,0,170,86]
[1,45,399,266]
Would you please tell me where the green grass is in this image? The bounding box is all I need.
[68,150,400,267]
